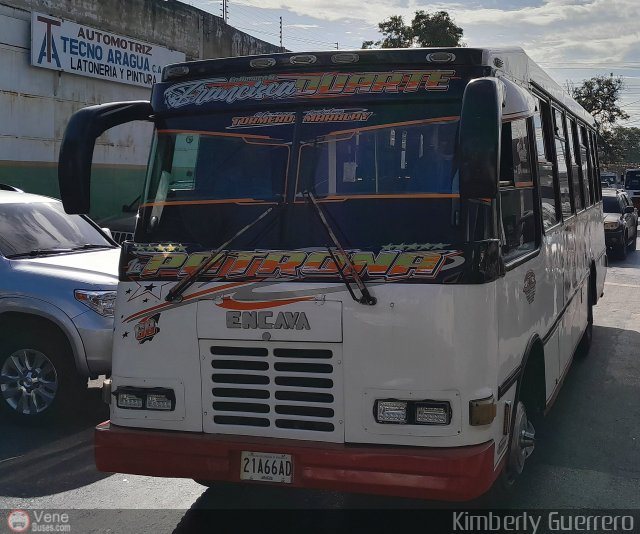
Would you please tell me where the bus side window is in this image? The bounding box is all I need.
[533,97,560,230]
[579,125,593,206]
[590,131,602,201]
[567,119,584,211]
[553,107,573,218]
[500,118,537,262]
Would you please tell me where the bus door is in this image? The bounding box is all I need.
[532,97,563,399]
[496,117,542,387]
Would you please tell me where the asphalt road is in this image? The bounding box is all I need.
[1,251,639,532]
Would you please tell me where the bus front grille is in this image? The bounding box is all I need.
[201,341,344,442]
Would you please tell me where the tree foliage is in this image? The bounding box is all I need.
[571,75,629,132]
[600,127,640,165]
[362,10,464,49]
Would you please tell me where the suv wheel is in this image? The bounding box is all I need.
[617,235,628,259]
[628,229,637,252]
[0,326,86,423]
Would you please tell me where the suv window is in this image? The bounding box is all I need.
[602,195,622,214]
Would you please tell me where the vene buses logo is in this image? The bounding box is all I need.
[7,510,30,533]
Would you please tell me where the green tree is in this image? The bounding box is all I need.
[362,10,463,49]
[571,74,629,133]
[600,127,640,165]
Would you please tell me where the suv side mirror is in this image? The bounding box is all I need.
[458,77,504,199]
[58,101,152,214]
[624,205,635,214]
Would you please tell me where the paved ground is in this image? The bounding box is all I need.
[0,250,639,532]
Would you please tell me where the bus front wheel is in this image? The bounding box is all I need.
[501,401,536,489]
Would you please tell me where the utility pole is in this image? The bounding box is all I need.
[279,17,283,52]
[221,0,228,22]
[335,42,339,50]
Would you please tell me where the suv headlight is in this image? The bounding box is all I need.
[604,221,621,230]
[75,290,117,317]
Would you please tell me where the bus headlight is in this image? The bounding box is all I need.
[374,399,452,425]
[117,392,144,409]
[115,387,176,411]
[415,402,451,425]
[375,400,408,424]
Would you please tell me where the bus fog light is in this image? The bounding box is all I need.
[415,402,451,425]
[375,400,408,424]
[470,396,497,426]
[146,394,173,411]
[117,392,143,409]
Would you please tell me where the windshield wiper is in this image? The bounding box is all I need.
[6,248,74,259]
[303,191,376,306]
[165,206,277,303]
[72,244,116,251]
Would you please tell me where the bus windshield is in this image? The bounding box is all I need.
[297,117,458,197]
[139,101,490,250]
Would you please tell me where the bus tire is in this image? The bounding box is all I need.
[500,401,535,489]
[482,399,535,504]
[576,282,594,359]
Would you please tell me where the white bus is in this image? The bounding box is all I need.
[58,47,606,501]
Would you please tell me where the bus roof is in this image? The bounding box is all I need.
[160,47,594,126]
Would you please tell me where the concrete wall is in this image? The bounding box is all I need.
[3,0,280,60]
[0,0,280,221]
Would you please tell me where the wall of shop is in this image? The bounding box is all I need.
[0,0,280,221]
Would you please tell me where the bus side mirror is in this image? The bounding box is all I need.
[58,101,153,214]
[458,78,503,199]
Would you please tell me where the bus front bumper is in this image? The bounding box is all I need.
[95,422,500,501]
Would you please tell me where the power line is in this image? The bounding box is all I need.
[230,3,335,50]
[233,25,335,47]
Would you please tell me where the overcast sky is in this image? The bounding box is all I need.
[187,0,640,126]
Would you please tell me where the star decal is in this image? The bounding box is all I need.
[126,282,169,302]
[126,288,132,294]
[143,298,148,303]
[122,332,129,338]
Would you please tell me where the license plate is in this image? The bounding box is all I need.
[240,451,293,483]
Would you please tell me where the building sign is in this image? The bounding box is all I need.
[31,12,186,88]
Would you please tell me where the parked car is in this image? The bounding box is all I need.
[0,190,120,422]
[600,171,619,188]
[603,189,638,259]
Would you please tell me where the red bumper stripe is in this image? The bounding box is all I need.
[95,421,499,501]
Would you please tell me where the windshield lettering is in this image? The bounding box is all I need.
[128,249,462,282]
[164,70,456,109]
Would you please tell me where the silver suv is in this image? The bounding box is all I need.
[0,191,119,422]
